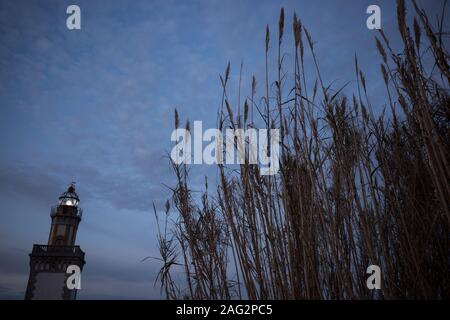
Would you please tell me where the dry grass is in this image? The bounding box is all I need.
[155,0,449,299]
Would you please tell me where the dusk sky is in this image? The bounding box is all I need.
[0,0,446,299]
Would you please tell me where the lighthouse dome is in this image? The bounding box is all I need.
[58,183,80,207]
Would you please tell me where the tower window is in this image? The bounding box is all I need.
[55,236,65,246]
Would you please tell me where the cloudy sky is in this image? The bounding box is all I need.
[0,0,446,299]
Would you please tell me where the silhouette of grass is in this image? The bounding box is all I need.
[155,0,449,299]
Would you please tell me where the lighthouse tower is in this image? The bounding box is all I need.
[25,183,86,300]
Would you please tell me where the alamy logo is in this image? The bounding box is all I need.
[366,5,381,30]
[66,5,81,30]
[170,121,280,175]
[366,265,381,290]
[66,265,81,290]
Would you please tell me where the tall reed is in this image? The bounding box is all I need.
[155,0,449,299]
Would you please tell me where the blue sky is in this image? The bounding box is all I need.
[0,0,446,299]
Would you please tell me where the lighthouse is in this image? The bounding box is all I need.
[25,183,86,300]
